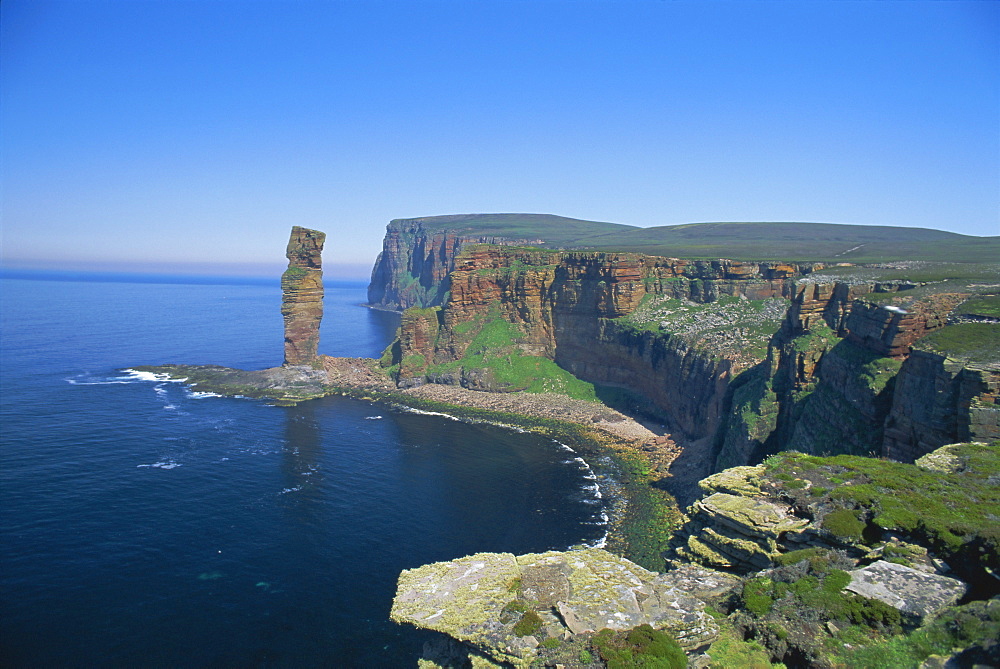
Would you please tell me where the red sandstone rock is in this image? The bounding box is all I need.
[281,226,326,366]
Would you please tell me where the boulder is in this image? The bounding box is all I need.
[391,548,730,666]
[845,560,967,624]
[697,465,766,497]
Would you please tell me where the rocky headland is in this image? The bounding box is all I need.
[391,441,999,668]
[135,217,1000,667]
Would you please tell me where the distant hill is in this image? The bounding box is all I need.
[397,214,1000,263]
[395,213,636,247]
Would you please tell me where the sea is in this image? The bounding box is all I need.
[0,276,610,668]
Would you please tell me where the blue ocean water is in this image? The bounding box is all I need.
[0,278,608,667]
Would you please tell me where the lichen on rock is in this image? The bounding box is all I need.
[391,548,732,667]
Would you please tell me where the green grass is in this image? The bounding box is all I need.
[592,624,687,669]
[511,610,543,636]
[764,445,1000,572]
[425,317,599,400]
[390,214,1000,262]
[821,508,866,540]
[834,599,1000,668]
[706,621,784,668]
[912,323,1000,365]
[392,213,636,248]
[957,295,1000,318]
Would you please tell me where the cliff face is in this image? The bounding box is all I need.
[367,219,544,310]
[714,282,971,468]
[366,218,805,311]
[385,246,821,444]
[281,226,326,366]
[883,352,1000,462]
[381,238,998,468]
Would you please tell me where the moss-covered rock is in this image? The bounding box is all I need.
[391,548,732,666]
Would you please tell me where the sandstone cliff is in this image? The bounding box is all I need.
[367,218,546,310]
[380,238,999,469]
[382,246,823,446]
[282,226,326,365]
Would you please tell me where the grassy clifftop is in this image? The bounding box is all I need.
[391,214,1000,263]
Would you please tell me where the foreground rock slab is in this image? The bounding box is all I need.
[846,560,967,624]
[391,548,737,667]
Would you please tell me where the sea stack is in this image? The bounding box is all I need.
[281,226,326,366]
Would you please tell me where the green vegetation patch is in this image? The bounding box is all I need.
[913,323,1000,366]
[398,215,1000,263]
[427,316,600,400]
[706,619,784,668]
[835,599,1000,668]
[806,261,1000,285]
[822,508,866,540]
[511,610,543,637]
[740,559,903,636]
[957,294,1000,318]
[281,266,308,280]
[592,624,687,669]
[613,451,684,571]
[763,445,1000,572]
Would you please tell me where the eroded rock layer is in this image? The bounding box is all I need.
[282,226,326,366]
[383,242,998,465]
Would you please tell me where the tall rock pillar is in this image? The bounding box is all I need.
[281,226,326,366]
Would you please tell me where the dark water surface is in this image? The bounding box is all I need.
[0,278,608,667]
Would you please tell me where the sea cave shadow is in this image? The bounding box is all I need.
[650,436,715,510]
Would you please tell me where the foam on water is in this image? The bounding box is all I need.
[188,390,223,399]
[137,460,182,469]
[5,279,615,666]
[394,402,611,550]
[122,369,188,383]
[395,406,462,421]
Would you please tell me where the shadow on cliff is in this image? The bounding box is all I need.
[593,384,717,509]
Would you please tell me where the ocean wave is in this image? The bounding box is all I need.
[65,369,190,386]
[122,369,188,383]
[394,406,462,421]
[187,390,222,399]
[364,415,383,420]
[137,460,182,469]
[279,485,303,494]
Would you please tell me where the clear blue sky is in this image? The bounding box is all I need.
[2,0,997,278]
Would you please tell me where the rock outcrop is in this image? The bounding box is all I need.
[845,560,967,624]
[390,548,739,667]
[669,442,1000,583]
[281,226,326,365]
[883,351,1000,462]
[714,281,990,467]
